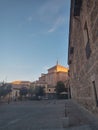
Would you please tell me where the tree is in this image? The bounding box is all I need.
[19,87,28,99]
[0,83,12,98]
[28,85,35,99]
[55,81,66,99]
[0,83,12,103]
[55,81,65,94]
[6,84,12,94]
[35,86,45,97]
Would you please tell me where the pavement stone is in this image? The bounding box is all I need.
[0,99,98,130]
[65,125,91,130]
[64,100,98,130]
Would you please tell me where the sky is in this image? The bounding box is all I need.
[0,0,70,82]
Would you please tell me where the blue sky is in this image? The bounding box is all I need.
[0,0,70,82]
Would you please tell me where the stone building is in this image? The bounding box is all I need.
[11,81,31,100]
[34,63,69,98]
[46,63,68,87]
[68,0,98,112]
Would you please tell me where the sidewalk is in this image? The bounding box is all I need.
[64,99,98,130]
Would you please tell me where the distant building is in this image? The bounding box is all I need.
[46,64,68,87]
[11,81,31,87]
[34,63,69,98]
[11,87,20,101]
[68,0,98,113]
[11,81,31,100]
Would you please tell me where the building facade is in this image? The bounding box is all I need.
[11,81,31,100]
[68,0,98,112]
[46,64,68,87]
[34,64,69,98]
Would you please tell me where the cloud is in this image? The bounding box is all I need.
[38,0,67,33]
[39,0,65,14]
[26,0,67,34]
[29,16,66,36]
[48,16,65,33]
[48,28,55,33]
[27,0,66,23]
[38,0,66,23]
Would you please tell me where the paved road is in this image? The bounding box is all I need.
[0,100,65,130]
[0,100,98,130]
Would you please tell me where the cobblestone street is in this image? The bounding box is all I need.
[0,100,98,130]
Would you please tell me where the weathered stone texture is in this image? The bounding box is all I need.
[87,0,94,13]
[90,1,98,28]
[68,0,98,113]
[92,16,98,42]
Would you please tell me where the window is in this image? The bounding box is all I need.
[70,47,74,54]
[74,0,82,16]
[68,60,72,65]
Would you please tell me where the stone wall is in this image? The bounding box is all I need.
[68,0,98,113]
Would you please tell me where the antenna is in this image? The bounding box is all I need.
[56,59,59,65]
